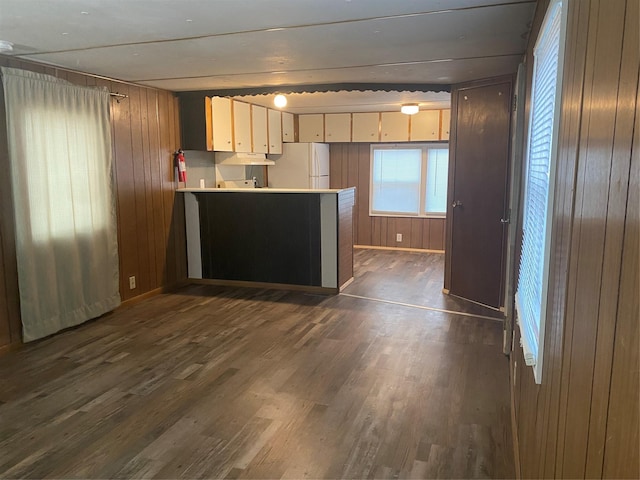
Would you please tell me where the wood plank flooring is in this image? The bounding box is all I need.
[0,249,514,479]
[346,248,504,319]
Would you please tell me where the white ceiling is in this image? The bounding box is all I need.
[233,90,453,114]
[0,0,536,113]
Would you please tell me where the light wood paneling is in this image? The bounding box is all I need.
[0,56,186,348]
[330,143,446,250]
[510,1,639,478]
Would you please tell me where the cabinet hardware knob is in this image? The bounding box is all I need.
[452,200,463,208]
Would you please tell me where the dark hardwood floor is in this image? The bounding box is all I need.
[0,249,514,479]
[345,248,504,319]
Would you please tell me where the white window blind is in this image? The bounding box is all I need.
[371,148,422,215]
[370,144,449,217]
[424,148,449,214]
[515,0,565,384]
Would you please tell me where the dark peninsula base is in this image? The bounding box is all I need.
[181,188,355,293]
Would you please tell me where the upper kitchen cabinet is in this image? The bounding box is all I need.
[441,109,451,140]
[181,95,233,151]
[268,109,283,154]
[233,101,251,152]
[410,110,440,141]
[324,113,351,142]
[282,112,295,142]
[252,105,268,154]
[381,112,409,142]
[210,96,234,151]
[352,113,380,142]
[299,114,324,143]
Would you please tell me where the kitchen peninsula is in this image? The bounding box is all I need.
[179,187,355,293]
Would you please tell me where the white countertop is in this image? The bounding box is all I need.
[177,187,354,194]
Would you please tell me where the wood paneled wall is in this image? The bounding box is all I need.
[511,0,639,478]
[329,143,445,251]
[0,77,20,349]
[0,56,186,349]
[337,188,355,288]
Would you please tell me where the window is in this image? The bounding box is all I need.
[370,144,449,217]
[515,0,567,384]
[22,107,110,243]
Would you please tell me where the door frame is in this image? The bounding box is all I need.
[502,64,527,353]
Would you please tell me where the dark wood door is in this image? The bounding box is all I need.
[449,81,512,308]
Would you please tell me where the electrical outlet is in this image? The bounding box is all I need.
[129,275,136,290]
[396,233,403,242]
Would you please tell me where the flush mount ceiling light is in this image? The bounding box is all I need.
[274,94,287,108]
[0,40,13,52]
[401,104,419,115]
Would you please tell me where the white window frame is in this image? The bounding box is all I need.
[515,0,567,384]
[369,143,449,219]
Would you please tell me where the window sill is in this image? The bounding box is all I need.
[369,213,446,219]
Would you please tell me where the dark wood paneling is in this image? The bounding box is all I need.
[0,80,21,347]
[409,218,423,248]
[429,219,446,251]
[356,144,371,245]
[329,143,446,251]
[603,103,639,476]
[564,0,632,475]
[0,230,12,346]
[337,189,355,288]
[329,143,343,189]
[0,56,186,348]
[511,0,639,478]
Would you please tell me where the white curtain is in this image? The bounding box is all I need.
[1,67,120,342]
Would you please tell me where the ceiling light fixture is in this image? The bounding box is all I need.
[401,104,419,115]
[274,94,287,108]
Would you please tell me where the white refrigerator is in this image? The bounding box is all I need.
[268,142,330,189]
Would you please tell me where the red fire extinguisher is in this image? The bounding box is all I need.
[175,149,186,183]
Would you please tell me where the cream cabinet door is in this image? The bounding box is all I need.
[233,101,251,152]
[268,109,282,154]
[381,112,409,142]
[299,114,324,142]
[210,96,233,152]
[282,112,294,142]
[352,113,379,142]
[410,110,440,141]
[324,113,351,142]
[252,105,268,153]
[441,109,451,140]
